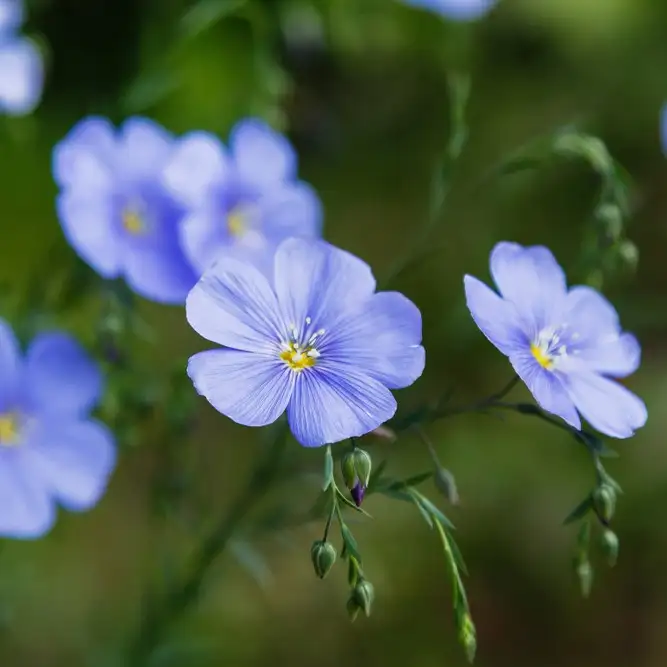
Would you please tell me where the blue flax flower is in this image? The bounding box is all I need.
[0,320,116,538]
[401,0,497,21]
[53,117,197,304]
[0,0,43,115]
[464,242,647,439]
[163,118,322,275]
[186,238,425,447]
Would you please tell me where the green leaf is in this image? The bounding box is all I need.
[335,488,373,518]
[340,523,361,563]
[322,446,334,491]
[229,539,273,589]
[180,0,247,40]
[122,70,180,113]
[412,493,455,530]
[386,471,434,491]
[563,494,592,525]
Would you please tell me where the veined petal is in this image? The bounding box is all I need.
[188,349,294,427]
[274,238,376,335]
[56,192,121,278]
[0,452,55,539]
[186,257,283,351]
[563,372,647,439]
[326,291,425,389]
[260,182,323,242]
[123,242,196,304]
[569,333,641,378]
[287,364,397,447]
[118,117,173,179]
[179,207,231,275]
[561,286,620,341]
[163,132,231,207]
[27,419,116,511]
[24,332,103,417]
[509,349,581,429]
[490,242,567,334]
[0,37,43,116]
[463,275,527,356]
[52,117,116,191]
[0,318,21,410]
[230,118,296,188]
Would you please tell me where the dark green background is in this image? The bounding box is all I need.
[1,0,667,665]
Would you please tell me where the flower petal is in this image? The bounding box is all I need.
[510,349,581,429]
[123,242,196,304]
[563,372,647,439]
[179,207,230,275]
[561,286,620,341]
[403,0,497,21]
[0,451,55,539]
[569,333,641,378]
[274,238,376,334]
[186,257,283,351]
[0,318,20,410]
[0,37,43,116]
[24,332,103,417]
[260,182,323,242]
[52,117,116,191]
[188,349,294,427]
[163,132,231,208]
[0,0,23,35]
[463,275,528,356]
[230,118,296,188]
[56,192,121,278]
[118,117,173,179]
[26,419,116,511]
[287,364,397,447]
[490,242,567,334]
[326,291,425,389]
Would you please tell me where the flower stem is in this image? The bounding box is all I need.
[128,423,289,665]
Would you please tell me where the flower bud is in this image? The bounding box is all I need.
[341,451,357,490]
[434,467,460,505]
[601,529,619,567]
[346,595,361,622]
[458,612,477,663]
[352,449,372,488]
[618,240,639,271]
[596,203,623,242]
[310,540,337,579]
[351,578,375,617]
[592,484,616,524]
[351,481,366,507]
[575,559,593,598]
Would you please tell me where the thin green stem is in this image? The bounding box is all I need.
[128,423,289,665]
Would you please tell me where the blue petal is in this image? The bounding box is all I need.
[0,318,20,411]
[230,118,297,188]
[0,0,23,35]
[326,291,425,389]
[188,349,294,427]
[0,37,43,116]
[563,372,647,439]
[118,117,173,179]
[490,242,567,335]
[509,349,581,429]
[123,241,196,304]
[566,333,641,379]
[274,238,376,336]
[560,286,620,340]
[56,192,121,278]
[163,131,231,208]
[179,207,232,275]
[27,419,116,511]
[186,257,283,351]
[24,332,103,418]
[287,363,397,447]
[0,451,55,539]
[52,117,116,191]
[260,182,323,242]
[463,275,528,356]
[403,0,496,21]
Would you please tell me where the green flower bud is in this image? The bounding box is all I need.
[575,559,594,598]
[618,240,639,271]
[346,595,361,622]
[351,578,375,617]
[310,540,337,579]
[593,484,616,524]
[596,203,623,242]
[601,529,619,567]
[458,612,477,663]
[340,448,372,490]
[341,451,358,490]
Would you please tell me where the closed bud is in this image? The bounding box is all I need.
[458,612,477,663]
[346,595,361,622]
[618,240,639,271]
[575,559,594,598]
[593,484,616,524]
[341,451,357,490]
[601,529,619,567]
[352,449,372,488]
[434,467,460,505]
[310,540,337,579]
[596,203,623,242]
[351,578,375,617]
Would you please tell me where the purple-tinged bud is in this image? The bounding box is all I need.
[351,481,366,506]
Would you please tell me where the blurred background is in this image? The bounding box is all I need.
[2,0,667,665]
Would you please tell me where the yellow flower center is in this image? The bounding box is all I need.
[0,412,21,447]
[280,341,318,371]
[122,208,146,235]
[226,206,248,238]
[530,343,554,370]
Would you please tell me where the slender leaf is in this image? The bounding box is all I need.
[180,0,247,40]
[563,494,592,525]
[322,446,334,491]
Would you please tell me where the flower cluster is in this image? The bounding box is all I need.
[0,0,43,115]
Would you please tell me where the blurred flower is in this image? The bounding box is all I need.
[0,319,116,538]
[464,241,647,438]
[0,0,43,116]
[400,0,497,21]
[186,238,425,447]
[53,117,198,303]
[163,118,322,276]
